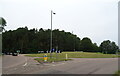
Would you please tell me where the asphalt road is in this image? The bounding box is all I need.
[32,58,118,74]
[2,55,26,69]
[2,55,118,74]
[0,56,2,75]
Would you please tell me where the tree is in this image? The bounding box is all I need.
[0,17,7,26]
[0,17,7,54]
[3,27,118,54]
[2,27,82,53]
[92,43,100,52]
[0,17,7,32]
[80,37,94,52]
[100,40,119,54]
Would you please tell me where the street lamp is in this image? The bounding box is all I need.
[50,10,56,59]
[72,31,76,51]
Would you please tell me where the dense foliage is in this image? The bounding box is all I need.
[2,27,102,54]
[2,18,119,54]
[100,40,119,54]
[0,17,7,54]
[0,17,7,27]
[3,27,80,53]
[80,37,100,52]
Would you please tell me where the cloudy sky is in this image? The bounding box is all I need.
[0,0,119,46]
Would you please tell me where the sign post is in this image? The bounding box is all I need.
[16,50,20,55]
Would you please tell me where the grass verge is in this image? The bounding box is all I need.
[26,52,118,58]
[26,52,118,63]
[35,58,71,63]
[113,70,120,76]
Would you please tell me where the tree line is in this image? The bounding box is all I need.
[2,27,119,54]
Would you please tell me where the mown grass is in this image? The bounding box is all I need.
[26,52,118,58]
[35,58,71,63]
[26,52,118,63]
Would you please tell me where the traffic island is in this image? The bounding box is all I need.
[34,58,72,63]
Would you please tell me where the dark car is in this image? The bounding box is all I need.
[5,52,11,55]
[12,53,18,56]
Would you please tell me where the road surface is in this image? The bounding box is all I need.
[0,56,2,76]
[2,55,118,74]
[2,55,26,69]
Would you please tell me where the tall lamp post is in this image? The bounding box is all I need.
[72,31,75,51]
[50,10,56,59]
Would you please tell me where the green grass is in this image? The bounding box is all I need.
[35,58,71,63]
[26,52,118,63]
[26,52,118,58]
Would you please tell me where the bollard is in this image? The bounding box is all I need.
[44,54,48,62]
[66,54,68,60]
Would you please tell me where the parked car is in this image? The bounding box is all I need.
[12,53,18,56]
[6,52,11,55]
[2,53,4,55]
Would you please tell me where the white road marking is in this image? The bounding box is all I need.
[43,62,65,67]
[52,65,56,66]
[23,63,27,66]
[56,63,65,66]
[44,64,51,66]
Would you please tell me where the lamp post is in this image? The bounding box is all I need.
[72,31,75,51]
[50,10,56,59]
[0,25,2,56]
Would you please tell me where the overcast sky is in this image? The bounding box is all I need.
[0,0,119,46]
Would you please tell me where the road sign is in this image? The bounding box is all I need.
[52,48,55,51]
